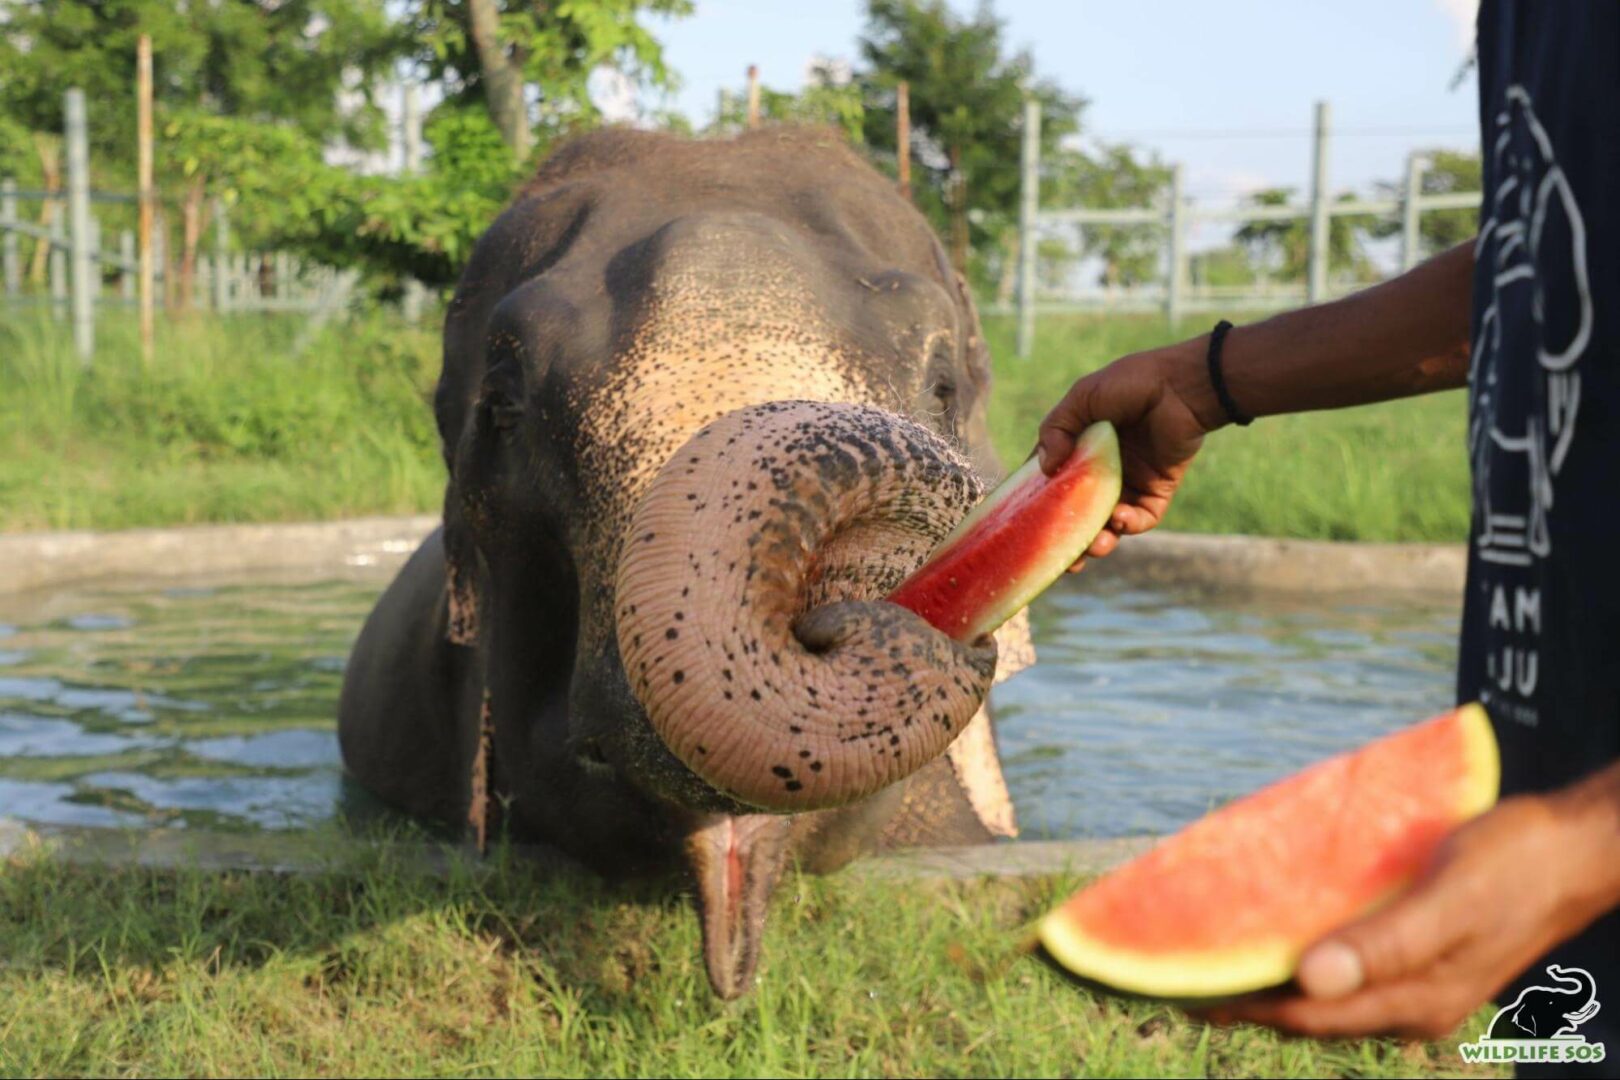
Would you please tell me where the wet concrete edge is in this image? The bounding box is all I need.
[0,818,1153,883]
[0,514,1464,596]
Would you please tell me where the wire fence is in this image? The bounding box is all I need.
[0,88,352,365]
[1005,100,1484,355]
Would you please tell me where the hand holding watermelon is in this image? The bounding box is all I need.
[1034,339,1215,569]
[1203,770,1620,1039]
[1036,705,1620,1040]
[1038,706,1500,1003]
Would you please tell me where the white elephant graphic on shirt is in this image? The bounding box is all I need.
[1470,85,1592,569]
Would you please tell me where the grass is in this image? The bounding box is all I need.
[0,308,445,533]
[0,840,1503,1078]
[1,306,1469,541]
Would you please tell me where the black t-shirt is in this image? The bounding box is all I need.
[1460,1,1619,1068]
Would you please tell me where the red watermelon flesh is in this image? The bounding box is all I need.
[888,422,1121,641]
[1038,704,1499,999]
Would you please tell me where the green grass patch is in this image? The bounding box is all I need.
[0,843,1501,1078]
[0,309,445,532]
[1,308,1469,541]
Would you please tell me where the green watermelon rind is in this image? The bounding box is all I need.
[889,422,1122,641]
[1036,704,1500,1000]
[932,420,1120,558]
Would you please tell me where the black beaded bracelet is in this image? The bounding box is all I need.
[1205,319,1253,427]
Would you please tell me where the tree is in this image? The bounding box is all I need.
[302,103,526,286]
[1188,244,1260,289]
[710,63,866,144]
[0,0,400,163]
[1369,148,1482,259]
[0,0,402,284]
[158,112,336,307]
[1042,141,1173,292]
[402,0,693,164]
[856,0,1084,281]
[1234,187,1376,284]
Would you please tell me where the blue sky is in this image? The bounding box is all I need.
[638,0,1481,205]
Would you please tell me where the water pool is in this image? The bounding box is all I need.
[0,569,1459,840]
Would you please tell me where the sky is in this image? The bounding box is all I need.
[635,0,1482,207]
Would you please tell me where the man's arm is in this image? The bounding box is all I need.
[1035,240,1476,561]
[1201,239,1475,424]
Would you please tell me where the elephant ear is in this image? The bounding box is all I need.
[923,233,999,477]
[443,487,481,647]
[951,268,1000,480]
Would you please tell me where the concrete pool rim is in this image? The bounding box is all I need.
[0,514,1466,597]
[0,817,1153,883]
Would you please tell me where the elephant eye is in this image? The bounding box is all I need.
[478,330,529,434]
[478,380,524,433]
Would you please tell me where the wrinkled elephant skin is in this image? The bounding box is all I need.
[338,128,1032,999]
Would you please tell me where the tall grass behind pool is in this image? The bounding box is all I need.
[1,308,1468,540]
[981,313,1472,543]
[0,309,445,531]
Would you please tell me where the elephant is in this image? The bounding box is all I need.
[1488,965,1602,1039]
[338,126,1034,999]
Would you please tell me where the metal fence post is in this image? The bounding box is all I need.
[65,87,94,364]
[403,83,422,173]
[152,207,166,302]
[212,198,229,312]
[1165,165,1187,327]
[1307,100,1331,304]
[120,230,135,301]
[401,82,427,323]
[137,33,155,362]
[1400,152,1425,273]
[87,215,101,302]
[49,214,67,320]
[1016,97,1041,359]
[1,178,18,299]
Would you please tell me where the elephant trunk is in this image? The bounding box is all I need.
[1550,965,1600,1020]
[615,400,997,812]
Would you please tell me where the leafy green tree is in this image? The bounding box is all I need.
[401,0,692,164]
[159,112,332,306]
[856,0,1084,281]
[0,0,401,282]
[1234,187,1375,284]
[1368,148,1482,259]
[1040,141,1172,294]
[0,0,399,164]
[710,64,866,145]
[301,103,524,286]
[1188,244,1260,289]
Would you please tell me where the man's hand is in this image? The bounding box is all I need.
[1031,243,1476,571]
[1036,336,1223,568]
[1204,789,1620,1040]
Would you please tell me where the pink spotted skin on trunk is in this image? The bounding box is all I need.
[887,423,1121,642]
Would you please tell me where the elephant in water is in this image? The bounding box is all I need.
[338,127,1032,998]
[1488,965,1601,1040]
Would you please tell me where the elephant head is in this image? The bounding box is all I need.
[1489,965,1601,1039]
[430,128,1009,997]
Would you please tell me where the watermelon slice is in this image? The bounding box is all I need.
[1038,704,1500,1000]
[887,422,1122,641]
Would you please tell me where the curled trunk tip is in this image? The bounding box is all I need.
[616,400,995,811]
